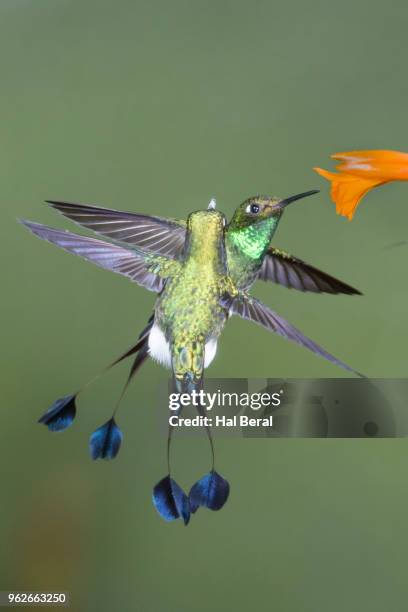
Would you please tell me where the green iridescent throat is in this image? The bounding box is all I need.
[228,217,278,260]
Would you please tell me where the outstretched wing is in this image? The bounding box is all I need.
[20,220,171,292]
[258,247,361,295]
[224,294,361,375]
[46,200,186,258]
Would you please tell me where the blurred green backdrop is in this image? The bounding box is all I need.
[1,0,408,610]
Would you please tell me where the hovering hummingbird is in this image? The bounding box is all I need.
[21,193,361,525]
[40,190,360,394]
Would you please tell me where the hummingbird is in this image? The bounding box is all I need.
[39,194,361,406]
[21,193,361,525]
[40,190,360,392]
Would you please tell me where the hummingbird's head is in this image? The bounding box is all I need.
[229,190,319,230]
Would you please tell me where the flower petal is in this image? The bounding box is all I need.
[38,394,76,431]
[89,418,123,460]
[314,167,384,220]
[189,470,230,513]
[333,150,408,180]
[315,149,408,220]
[152,476,190,525]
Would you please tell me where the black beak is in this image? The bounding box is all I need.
[278,189,319,209]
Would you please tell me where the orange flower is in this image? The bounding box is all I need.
[314,150,408,220]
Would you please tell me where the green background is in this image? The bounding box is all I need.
[1,0,408,610]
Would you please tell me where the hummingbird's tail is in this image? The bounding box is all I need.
[37,316,153,449]
[152,342,230,525]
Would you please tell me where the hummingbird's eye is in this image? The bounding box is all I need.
[246,203,260,214]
